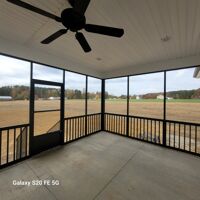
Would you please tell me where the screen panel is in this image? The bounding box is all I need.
[88,77,101,114]
[105,77,127,115]
[33,63,63,83]
[0,55,30,127]
[34,111,60,136]
[166,68,200,123]
[129,72,164,119]
[65,71,86,117]
[34,84,61,112]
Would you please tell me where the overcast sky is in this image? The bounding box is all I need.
[0,55,199,96]
[106,68,199,96]
[0,55,101,93]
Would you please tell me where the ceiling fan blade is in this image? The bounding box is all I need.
[7,0,61,22]
[69,0,90,15]
[68,0,75,7]
[41,29,68,44]
[85,24,124,37]
[75,32,91,53]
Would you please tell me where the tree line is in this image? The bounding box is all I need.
[0,85,199,100]
[0,86,101,100]
[105,88,200,99]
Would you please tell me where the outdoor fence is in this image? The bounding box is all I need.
[64,113,101,143]
[105,113,200,155]
[0,124,29,167]
[0,112,199,168]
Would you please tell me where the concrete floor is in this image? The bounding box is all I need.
[0,132,200,200]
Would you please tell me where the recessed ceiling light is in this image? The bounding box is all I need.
[96,57,102,61]
[161,35,171,42]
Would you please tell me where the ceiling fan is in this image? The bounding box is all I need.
[7,0,124,53]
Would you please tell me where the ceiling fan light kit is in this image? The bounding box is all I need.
[7,0,124,53]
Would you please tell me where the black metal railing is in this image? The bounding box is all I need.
[0,124,29,167]
[105,113,127,135]
[64,113,101,143]
[105,113,200,155]
[166,120,200,154]
[0,113,198,168]
[129,115,163,144]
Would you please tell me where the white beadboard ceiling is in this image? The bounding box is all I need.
[0,0,200,78]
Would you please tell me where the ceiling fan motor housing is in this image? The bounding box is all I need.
[61,8,86,32]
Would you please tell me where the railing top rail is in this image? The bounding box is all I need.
[105,112,200,126]
[165,120,200,127]
[65,113,101,120]
[0,124,30,131]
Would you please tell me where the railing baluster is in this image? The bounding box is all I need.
[144,119,146,140]
[173,123,175,147]
[88,116,90,134]
[76,118,78,138]
[93,115,95,132]
[115,116,117,133]
[109,115,111,132]
[140,119,141,139]
[108,114,110,131]
[65,120,67,142]
[169,123,171,146]
[0,130,2,165]
[195,126,197,153]
[13,128,16,161]
[178,124,180,149]
[158,121,160,144]
[136,118,138,138]
[147,120,149,141]
[151,120,152,142]
[92,115,94,133]
[107,114,108,131]
[189,125,191,152]
[20,127,22,159]
[115,115,117,133]
[70,119,72,141]
[130,118,132,137]
[83,117,85,136]
[108,114,109,131]
[25,127,28,157]
[154,120,156,143]
[90,116,92,134]
[79,117,81,137]
[67,119,69,141]
[79,117,81,138]
[184,124,186,150]
[94,115,96,132]
[106,114,108,131]
[95,115,97,132]
[7,129,9,163]
[133,118,135,137]
[73,118,75,140]
[97,114,99,131]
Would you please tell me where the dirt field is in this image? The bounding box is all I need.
[105,100,200,123]
[0,100,101,133]
[0,100,199,164]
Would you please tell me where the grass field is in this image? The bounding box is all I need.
[106,99,200,103]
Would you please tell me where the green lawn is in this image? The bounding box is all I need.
[105,99,200,103]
